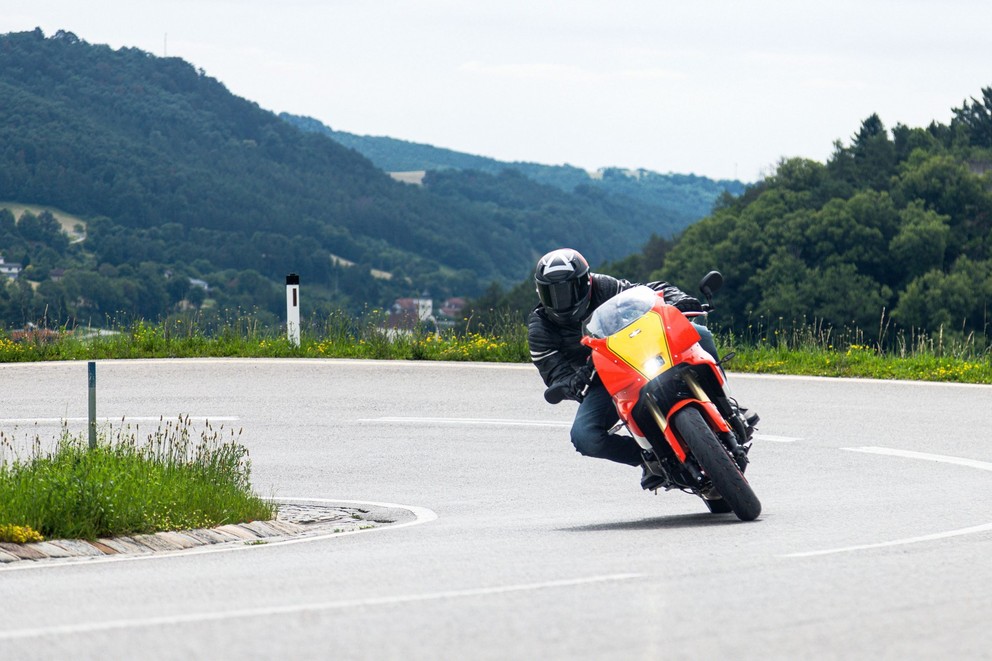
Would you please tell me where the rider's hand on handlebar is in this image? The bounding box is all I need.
[544,364,594,404]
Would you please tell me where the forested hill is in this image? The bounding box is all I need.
[0,28,708,327]
[654,103,992,339]
[474,93,992,344]
[282,112,745,232]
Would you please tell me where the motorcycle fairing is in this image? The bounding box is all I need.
[583,288,731,466]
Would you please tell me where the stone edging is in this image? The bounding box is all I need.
[0,501,410,565]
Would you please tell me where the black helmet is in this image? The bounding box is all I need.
[535,248,592,324]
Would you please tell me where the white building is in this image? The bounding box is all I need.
[0,254,22,280]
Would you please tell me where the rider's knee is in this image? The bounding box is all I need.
[570,427,607,458]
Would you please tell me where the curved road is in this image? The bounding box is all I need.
[1,358,990,659]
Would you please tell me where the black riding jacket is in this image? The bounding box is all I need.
[527,273,702,388]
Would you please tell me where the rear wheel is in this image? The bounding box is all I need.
[673,407,761,521]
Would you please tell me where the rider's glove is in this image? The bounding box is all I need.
[674,296,704,313]
[566,364,593,402]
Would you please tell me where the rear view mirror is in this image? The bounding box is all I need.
[699,271,723,300]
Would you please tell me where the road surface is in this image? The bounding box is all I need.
[0,358,990,659]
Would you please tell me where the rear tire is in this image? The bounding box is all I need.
[673,406,761,521]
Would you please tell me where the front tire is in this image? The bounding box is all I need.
[704,497,733,514]
[673,406,761,521]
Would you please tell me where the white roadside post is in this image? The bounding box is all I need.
[286,273,300,347]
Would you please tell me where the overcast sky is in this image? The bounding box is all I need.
[4,1,991,182]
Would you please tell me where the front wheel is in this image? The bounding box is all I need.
[673,406,761,521]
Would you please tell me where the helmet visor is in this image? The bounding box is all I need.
[538,276,590,313]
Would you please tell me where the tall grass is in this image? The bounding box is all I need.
[715,313,992,383]
[1,308,990,383]
[0,308,530,363]
[0,417,273,541]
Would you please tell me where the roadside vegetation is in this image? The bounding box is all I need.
[0,416,273,543]
[719,317,991,383]
[0,311,987,544]
[0,310,988,384]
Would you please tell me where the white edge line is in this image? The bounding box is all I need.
[358,416,569,428]
[0,573,641,641]
[752,434,800,443]
[781,446,992,558]
[727,372,992,389]
[360,417,802,439]
[0,497,438,573]
[842,446,992,472]
[781,522,992,558]
[0,417,239,424]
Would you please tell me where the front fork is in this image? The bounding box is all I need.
[642,371,750,471]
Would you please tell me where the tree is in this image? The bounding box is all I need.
[951,87,992,148]
[888,202,951,286]
[893,257,992,333]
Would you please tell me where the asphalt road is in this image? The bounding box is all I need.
[1,358,990,659]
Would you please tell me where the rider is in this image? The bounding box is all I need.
[527,248,756,489]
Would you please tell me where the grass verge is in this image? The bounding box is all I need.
[0,416,273,543]
[0,312,989,385]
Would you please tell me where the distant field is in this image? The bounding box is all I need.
[0,201,87,239]
[388,171,426,185]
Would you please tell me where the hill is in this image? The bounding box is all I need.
[0,28,727,328]
[281,113,745,232]
[650,107,992,343]
[470,95,992,348]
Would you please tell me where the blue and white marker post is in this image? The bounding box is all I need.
[286,273,300,347]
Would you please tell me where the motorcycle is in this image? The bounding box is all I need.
[546,271,761,521]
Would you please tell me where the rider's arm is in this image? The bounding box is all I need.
[644,280,703,312]
[527,308,577,388]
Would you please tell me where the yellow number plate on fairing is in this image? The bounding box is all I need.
[605,310,674,381]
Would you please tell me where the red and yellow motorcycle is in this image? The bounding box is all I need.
[577,272,760,521]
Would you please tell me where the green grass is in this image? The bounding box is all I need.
[0,417,273,542]
[0,311,530,363]
[1,310,989,385]
[717,317,992,383]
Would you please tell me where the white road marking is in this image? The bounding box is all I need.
[362,418,803,442]
[0,498,437,573]
[782,446,992,558]
[0,416,239,424]
[752,434,800,443]
[843,446,992,472]
[359,416,570,428]
[782,523,992,558]
[0,573,640,640]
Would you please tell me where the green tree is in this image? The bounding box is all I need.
[951,87,992,148]
[888,202,951,286]
[894,257,992,332]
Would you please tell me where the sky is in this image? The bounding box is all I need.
[4,1,992,182]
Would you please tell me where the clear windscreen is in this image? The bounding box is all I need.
[583,286,659,339]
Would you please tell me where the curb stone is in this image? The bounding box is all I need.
[0,502,410,566]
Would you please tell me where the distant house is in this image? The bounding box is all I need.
[439,297,467,320]
[387,297,434,330]
[0,255,22,280]
[10,324,61,343]
[188,278,210,291]
[387,296,467,331]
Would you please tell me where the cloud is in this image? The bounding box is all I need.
[457,60,684,84]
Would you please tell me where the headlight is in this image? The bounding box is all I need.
[642,355,667,375]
